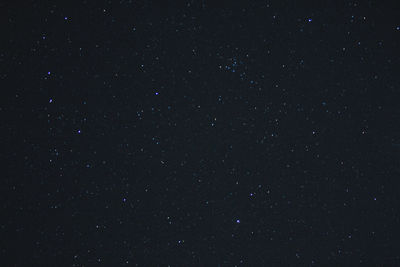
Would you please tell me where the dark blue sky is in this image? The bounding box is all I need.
[1,0,400,265]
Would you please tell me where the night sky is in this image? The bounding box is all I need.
[1,0,400,266]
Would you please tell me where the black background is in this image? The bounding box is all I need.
[1,0,400,266]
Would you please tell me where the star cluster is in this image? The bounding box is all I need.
[1,0,400,266]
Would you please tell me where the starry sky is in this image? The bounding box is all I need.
[1,0,400,266]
